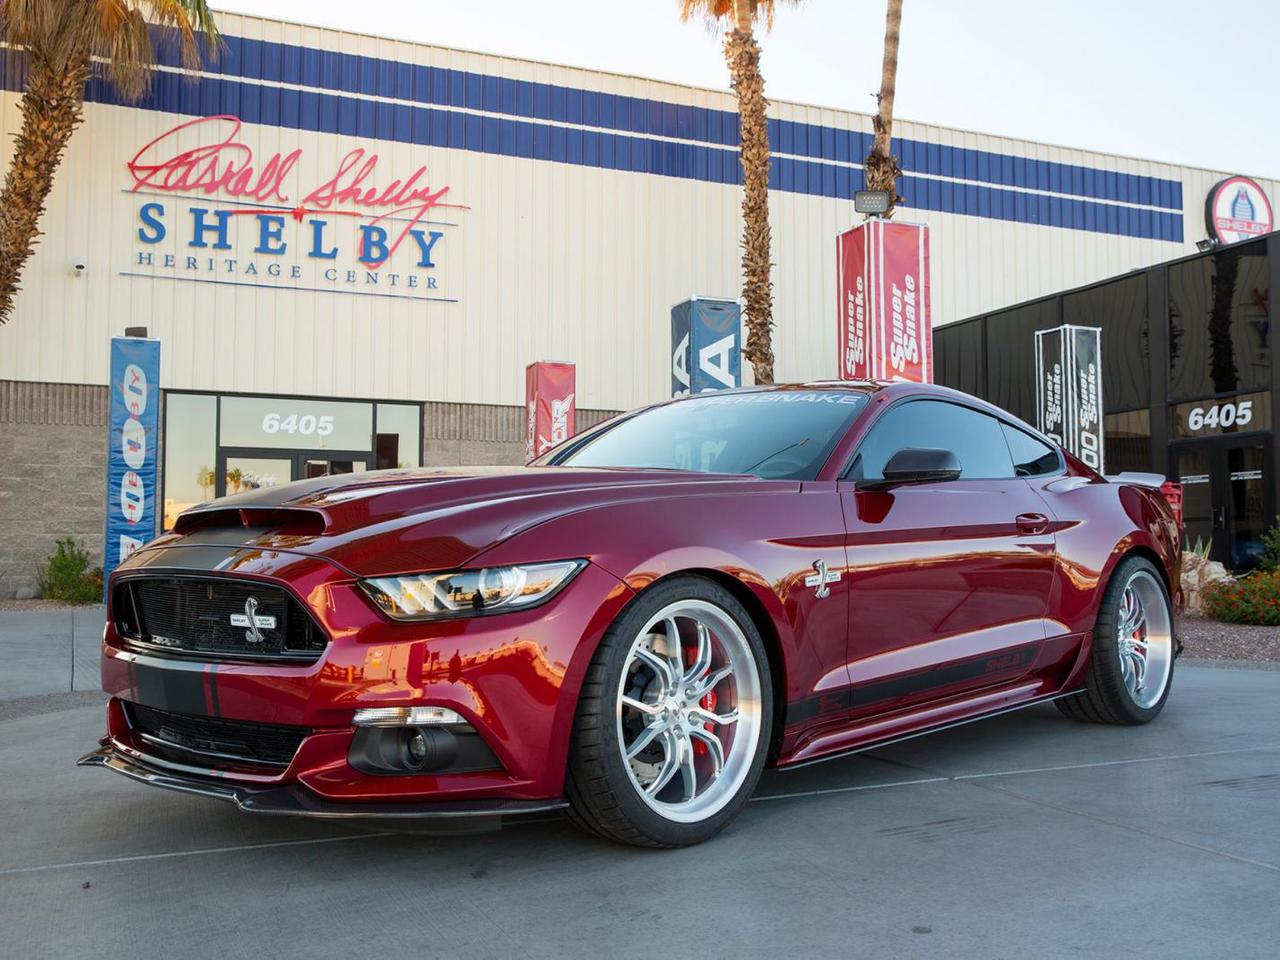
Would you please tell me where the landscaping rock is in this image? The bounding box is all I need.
[1181,551,1232,615]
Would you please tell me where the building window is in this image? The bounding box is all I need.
[162,393,217,530]
[985,299,1060,424]
[376,403,422,469]
[162,392,424,530]
[219,395,375,451]
[1104,409,1151,474]
[934,319,985,397]
[1168,239,1270,401]
[1063,274,1150,412]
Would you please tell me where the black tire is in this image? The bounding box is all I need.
[565,575,773,848]
[1056,555,1175,725]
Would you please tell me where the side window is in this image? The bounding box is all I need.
[849,400,1016,481]
[1001,423,1061,477]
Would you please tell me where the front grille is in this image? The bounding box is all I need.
[114,577,327,662]
[127,702,310,768]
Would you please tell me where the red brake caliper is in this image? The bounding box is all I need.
[692,691,717,757]
[684,644,718,757]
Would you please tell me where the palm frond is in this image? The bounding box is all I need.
[678,0,797,31]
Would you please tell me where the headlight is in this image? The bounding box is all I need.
[360,560,586,621]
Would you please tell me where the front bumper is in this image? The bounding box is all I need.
[77,743,567,830]
[91,547,635,812]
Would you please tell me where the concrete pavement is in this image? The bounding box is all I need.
[0,606,105,701]
[1,663,1278,959]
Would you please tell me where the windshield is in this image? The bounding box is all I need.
[545,390,867,479]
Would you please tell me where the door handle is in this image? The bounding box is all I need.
[1016,513,1050,535]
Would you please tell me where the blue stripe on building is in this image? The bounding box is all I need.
[158,32,1182,214]
[0,44,1185,243]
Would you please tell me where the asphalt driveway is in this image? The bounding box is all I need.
[1,662,1278,959]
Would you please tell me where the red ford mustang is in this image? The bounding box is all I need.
[81,382,1181,847]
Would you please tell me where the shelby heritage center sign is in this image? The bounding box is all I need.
[126,116,467,302]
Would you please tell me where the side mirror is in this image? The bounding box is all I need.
[858,447,962,490]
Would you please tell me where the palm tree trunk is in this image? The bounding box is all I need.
[725,23,775,385]
[865,0,904,216]
[0,48,91,323]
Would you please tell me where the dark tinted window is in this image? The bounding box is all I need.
[1104,409,1152,474]
[550,390,866,480]
[934,318,985,397]
[1169,239,1269,400]
[1063,274,1150,412]
[1001,423,1060,476]
[985,299,1060,423]
[849,400,1015,481]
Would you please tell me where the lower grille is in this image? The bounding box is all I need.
[114,576,327,662]
[127,703,310,768]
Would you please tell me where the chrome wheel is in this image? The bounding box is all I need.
[1116,569,1173,709]
[616,599,763,824]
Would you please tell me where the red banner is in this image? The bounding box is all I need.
[525,361,576,462]
[836,219,932,382]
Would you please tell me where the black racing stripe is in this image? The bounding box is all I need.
[208,664,221,718]
[130,660,213,715]
[786,642,1042,726]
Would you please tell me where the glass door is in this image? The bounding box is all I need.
[216,449,373,497]
[1172,437,1274,570]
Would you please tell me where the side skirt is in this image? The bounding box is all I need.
[778,688,1084,771]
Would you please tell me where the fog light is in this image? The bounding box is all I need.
[406,730,429,764]
[353,706,465,727]
[398,726,458,772]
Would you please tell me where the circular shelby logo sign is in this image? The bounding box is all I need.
[1205,175,1273,244]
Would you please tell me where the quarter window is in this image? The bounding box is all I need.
[1001,423,1060,476]
[849,400,1015,481]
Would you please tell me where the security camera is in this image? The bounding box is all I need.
[72,260,86,276]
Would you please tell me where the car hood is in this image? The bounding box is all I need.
[148,465,789,578]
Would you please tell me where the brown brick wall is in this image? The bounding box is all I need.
[0,383,109,599]
[0,381,622,599]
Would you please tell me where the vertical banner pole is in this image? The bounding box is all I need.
[104,336,161,596]
[1035,324,1105,472]
[671,298,741,396]
[836,219,931,382]
[525,361,576,462]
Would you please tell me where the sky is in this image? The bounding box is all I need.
[208,0,1278,179]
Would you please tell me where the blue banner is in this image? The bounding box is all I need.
[105,337,161,588]
[671,298,742,396]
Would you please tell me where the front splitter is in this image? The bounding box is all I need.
[77,745,568,833]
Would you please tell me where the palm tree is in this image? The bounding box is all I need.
[864,0,905,216]
[196,465,215,500]
[0,1,220,324]
[225,467,243,495]
[680,1,795,385]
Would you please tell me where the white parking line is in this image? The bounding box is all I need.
[950,744,1280,780]
[3,743,1276,876]
[0,832,391,878]
[751,776,949,802]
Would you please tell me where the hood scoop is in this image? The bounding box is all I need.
[172,507,328,537]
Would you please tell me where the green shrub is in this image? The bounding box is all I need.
[1202,571,1280,626]
[1259,522,1280,573]
[36,538,103,604]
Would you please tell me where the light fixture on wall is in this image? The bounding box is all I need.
[1195,238,1220,252]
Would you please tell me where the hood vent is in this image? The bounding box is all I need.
[172,507,327,536]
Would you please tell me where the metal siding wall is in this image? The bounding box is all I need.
[0,12,1276,413]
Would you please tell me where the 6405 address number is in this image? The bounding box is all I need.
[1186,401,1252,432]
[261,413,335,437]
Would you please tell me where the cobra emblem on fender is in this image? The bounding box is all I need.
[805,559,842,599]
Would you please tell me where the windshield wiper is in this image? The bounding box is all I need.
[739,438,811,474]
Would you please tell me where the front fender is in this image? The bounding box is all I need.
[470,486,847,715]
